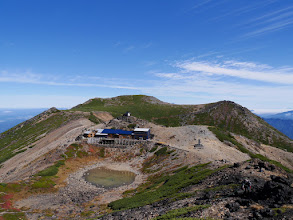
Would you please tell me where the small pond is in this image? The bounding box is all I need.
[83,167,136,189]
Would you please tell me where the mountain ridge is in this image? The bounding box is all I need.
[0,95,293,219]
[263,110,293,120]
[1,94,292,168]
[72,95,293,152]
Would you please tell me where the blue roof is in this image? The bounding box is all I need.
[101,129,133,135]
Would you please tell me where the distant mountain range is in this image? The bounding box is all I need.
[261,110,293,140]
[1,95,293,219]
[263,110,293,120]
[264,118,293,140]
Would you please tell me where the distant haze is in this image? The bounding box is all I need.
[0,109,47,133]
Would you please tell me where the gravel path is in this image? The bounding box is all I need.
[149,124,250,164]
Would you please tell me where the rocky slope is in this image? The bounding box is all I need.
[72,95,293,152]
[0,95,292,219]
[101,159,293,220]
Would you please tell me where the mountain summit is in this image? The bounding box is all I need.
[73,95,293,152]
[0,95,292,219]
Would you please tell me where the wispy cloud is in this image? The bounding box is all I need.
[208,0,278,22]
[142,42,152,49]
[0,70,142,90]
[147,57,293,109]
[2,110,12,113]
[124,45,135,53]
[1,56,293,110]
[242,6,293,26]
[171,59,293,85]
[189,0,229,13]
[189,0,212,11]
[0,95,96,108]
[240,6,293,38]
[192,1,293,39]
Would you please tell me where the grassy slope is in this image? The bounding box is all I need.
[0,111,84,165]
[1,95,291,165]
[72,95,193,127]
[72,95,293,152]
[108,163,226,210]
[191,101,293,152]
[208,126,293,173]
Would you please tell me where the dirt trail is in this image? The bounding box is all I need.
[148,124,250,164]
[0,118,93,182]
[93,111,114,122]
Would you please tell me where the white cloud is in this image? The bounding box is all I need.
[155,73,192,80]
[239,6,293,38]
[174,60,293,84]
[252,109,293,115]
[1,57,293,111]
[0,71,142,90]
[124,46,135,52]
[145,57,293,110]
[2,110,12,113]
[0,95,94,108]
[243,19,293,38]
[142,42,152,49]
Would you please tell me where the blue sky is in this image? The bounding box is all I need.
[1,0,293,113]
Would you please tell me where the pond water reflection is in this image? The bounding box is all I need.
[83,167,136,189]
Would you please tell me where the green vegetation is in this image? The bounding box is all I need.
[150,145,158,153]
[37,160,65,177]
[31,177,56,189]
[127,123,136,129]
[0,183,22,193]
[153,205,211,220]
[88,112,100,124]
[169,191,198,202]
[208,127,251,154]
[252,154,292,173]
[174,165,188,173]
[161,218,215,220]
[109,163,226,210]
[0,183,7,187]
[272,206,293,216]
[142,146,175,173]
[0,112,83,165]
[192,102,292,152]
[71,95,293,152]
[99,147,105,157]
[72,95,190,127]
[62,143,88,159]
[209,127,293,173]
[2,212,26,220]
[204,184,239,192]
[154,146,168,156]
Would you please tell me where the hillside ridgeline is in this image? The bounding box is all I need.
[0,108,89,165]
[72,95,293,152]
[0,96,292,219]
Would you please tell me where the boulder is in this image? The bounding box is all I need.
[270,175,291,186]
[225,202,240,212]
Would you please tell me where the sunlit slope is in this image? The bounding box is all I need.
[72,95,193,127]
[72,95,293,152]
[0,108,86,164]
